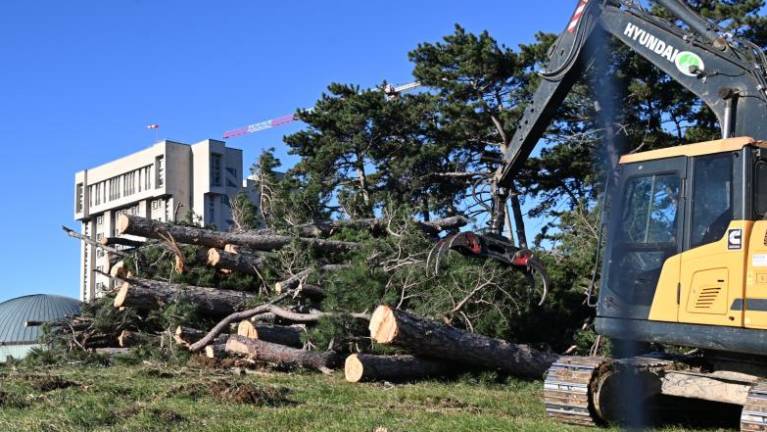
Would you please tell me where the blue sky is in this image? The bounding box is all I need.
[0,0,578,302]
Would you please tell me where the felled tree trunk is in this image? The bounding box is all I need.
[295,215,469,238]
[237,321,304,348]
[225,335,339,372]
[204,344,226,359]
[117,330,138,348]
[416,215,469,236]
[369,305,558,379]
[113,278,257,317]
[207,248,266,276]
[174,326,228,348]
[99,236,147,248]
[116,214,357,253]
[344,354,458,383]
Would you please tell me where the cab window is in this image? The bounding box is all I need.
[690,153,733,248]
[621,174,680,244]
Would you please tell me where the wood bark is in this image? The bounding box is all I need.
[344,354,457,383]
[369,305,558,379]
[237,321,304,348]
[116,214,357,253]
[225,335,339,371]
[113,278,257,317]
[207,248,266,276]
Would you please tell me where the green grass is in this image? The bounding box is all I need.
[0,363,737,432]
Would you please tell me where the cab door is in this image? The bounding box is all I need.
[678,152,747,327]
[598,157,686,321]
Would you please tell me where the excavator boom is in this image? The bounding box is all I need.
[497,0,767,187]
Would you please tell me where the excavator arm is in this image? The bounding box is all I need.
[440,0,767,299]
[497,0,767,187]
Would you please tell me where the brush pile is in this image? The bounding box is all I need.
[56,213,575,382]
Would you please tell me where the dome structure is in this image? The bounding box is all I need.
[0,294,81,361]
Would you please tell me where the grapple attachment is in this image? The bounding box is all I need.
[427,231,550,305]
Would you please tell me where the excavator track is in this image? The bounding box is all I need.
[543,356,606,426]
[742,382,767,431]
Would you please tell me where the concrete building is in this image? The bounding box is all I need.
[74,139,246,302]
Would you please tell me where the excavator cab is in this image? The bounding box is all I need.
[595,137,767,355]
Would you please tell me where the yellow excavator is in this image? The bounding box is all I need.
[448,0,767,429]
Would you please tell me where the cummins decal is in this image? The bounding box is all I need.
[623,22,705,77]
[728,229,743,250]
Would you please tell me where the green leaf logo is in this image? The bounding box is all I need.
[675,51,704,77]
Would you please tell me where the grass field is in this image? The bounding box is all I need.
[0,363,741,431]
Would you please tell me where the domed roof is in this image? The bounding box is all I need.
[0,295,81,345]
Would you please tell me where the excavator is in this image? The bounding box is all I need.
[441,0,767,429]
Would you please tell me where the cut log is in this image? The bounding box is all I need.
[173,326,228,348]
[417,215,469,236]
[116,214,357,253]
[369,305,558,379]
[274,269,312,293]
[189,302,368,353]
[113,278,257,317]
[204,344,227,359]
[237,321,304,348]
[94,347,131,356]
[274,265,345,293]
[110,261,130,279]
[174,326,205,346]
[344,354,457,383]
[207,248,266,276]
[117,330,137,348]
[225,335,339,371]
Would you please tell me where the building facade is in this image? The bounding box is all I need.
[74,139,245,302]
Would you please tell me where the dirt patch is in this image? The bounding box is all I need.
[174,380,293,407]
[148,407,185,423]
[137,368,176,379]
[30,376,79,392]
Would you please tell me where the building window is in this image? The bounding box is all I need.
[156,156,164,188]
[208,196,215,222]
[152,200,160,210]
[109,177,121,201]
[96,215,104,226]
[145,166,152,189]
[123,171,136,196]
[211,154,222,187]
[76,183,84,213]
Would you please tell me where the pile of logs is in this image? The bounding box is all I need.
[62,215,560,383]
